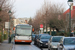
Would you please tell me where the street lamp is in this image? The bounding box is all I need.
[8,10,12,43]
[67,0,73,35]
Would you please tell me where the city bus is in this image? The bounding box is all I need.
[14,24,32,44]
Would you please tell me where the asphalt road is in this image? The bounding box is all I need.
[12,42,48,50]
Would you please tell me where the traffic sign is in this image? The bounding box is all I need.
[40,24,43,28]
[5,22,9,29]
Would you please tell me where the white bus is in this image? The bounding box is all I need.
[14,24,32,44]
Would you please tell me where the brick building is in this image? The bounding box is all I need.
[63,4,75,32]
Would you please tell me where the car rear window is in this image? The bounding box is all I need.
[52,37,62,42]
[64,38,75,45]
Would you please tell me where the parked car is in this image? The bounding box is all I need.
[48,36,64,50]
[57,37,75,50]
[37,35,51,48]
[36,33,49,45]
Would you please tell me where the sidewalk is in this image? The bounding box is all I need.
[0,40,13,50]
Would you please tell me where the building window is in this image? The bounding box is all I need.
[66,13,69,21]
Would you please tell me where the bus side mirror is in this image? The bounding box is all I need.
[32,28,34,32]
[13,27,15,31]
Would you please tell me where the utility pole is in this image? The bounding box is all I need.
[67,0,73,35]
[8,10,12,43]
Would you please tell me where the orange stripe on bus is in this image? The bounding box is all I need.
[15,40,32,42]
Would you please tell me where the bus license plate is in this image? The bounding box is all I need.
[22,41,25,42]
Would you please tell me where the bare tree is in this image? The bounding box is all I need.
[32,1,65,34]
[28,17,32,25]
[0,0,15,31]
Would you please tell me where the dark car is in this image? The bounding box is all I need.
[36,34,49,45]
[37,35,51,48]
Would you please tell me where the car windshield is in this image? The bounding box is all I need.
[41,36,51,39]
[64,38,75,45]
[39,34,49,38]
[52,37,62,42]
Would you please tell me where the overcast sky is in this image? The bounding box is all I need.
[13,0,75,18]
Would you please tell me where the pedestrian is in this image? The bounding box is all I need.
[70,32,74,37]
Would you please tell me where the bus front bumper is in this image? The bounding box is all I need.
[15,40,32,43]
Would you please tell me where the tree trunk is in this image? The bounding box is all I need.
[46,25,47,33]
[53,28,54,31]
[50,27,51,35]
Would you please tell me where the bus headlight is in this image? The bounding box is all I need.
[29,38,31,40]
[15,36,18,40]
[29,37,31,40]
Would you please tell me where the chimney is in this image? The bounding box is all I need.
[71,3,73,10]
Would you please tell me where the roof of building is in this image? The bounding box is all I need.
[63,6,75,19]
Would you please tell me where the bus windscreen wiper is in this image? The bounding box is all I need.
[16,34,21,36]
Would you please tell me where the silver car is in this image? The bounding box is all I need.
[57,37,75,50]
[48,36,64,50]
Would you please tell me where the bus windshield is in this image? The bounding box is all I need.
[16,25,32,36]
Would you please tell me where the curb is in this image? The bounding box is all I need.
[10,43,13,50]
[0,43,13,50]
[0,43,1,45]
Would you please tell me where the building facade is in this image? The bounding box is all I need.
[63,4,75,32]
[13,18,30,27]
